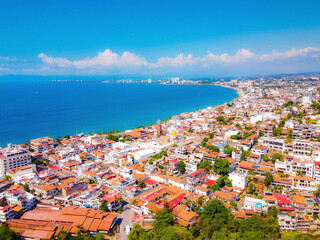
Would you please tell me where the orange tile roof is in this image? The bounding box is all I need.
[213,191,235,202]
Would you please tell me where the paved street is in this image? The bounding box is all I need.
[116,201,132,240]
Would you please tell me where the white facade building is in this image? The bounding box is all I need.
[0,145,31,178]
[229,172,247,189]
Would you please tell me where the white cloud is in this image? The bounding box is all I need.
[0,67,10,71]
[155,54,199,67]
[0,56,16,61]
[38,49,148,69]
[259,47,320,61]
[37,47,320,73]
[38,53,73,68]
[204,48,255,65]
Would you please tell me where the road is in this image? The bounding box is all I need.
[117,201,133,240]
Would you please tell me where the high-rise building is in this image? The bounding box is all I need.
[0,144,31,178]
[302,89,313,107]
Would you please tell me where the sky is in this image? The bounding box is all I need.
[0,0,320,77]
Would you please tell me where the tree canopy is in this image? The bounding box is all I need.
[213,158,230,175]
[264,172,273,186]
[0,225,20,240]
[178,160,186,174]
[197,159,212,172]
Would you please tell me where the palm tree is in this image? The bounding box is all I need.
[75,224,84,235]
[197,196,204,207]
[132,200,138,206]
[116,197,123,206]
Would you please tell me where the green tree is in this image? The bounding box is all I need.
[288,129,293,138]
[225,178,232,187]
[208,132,215,139]
[217,116,225,123]
[56,138,62,145]
[201,137,209,148]
[211,183,220,191]
[127,223,147,240]
[197,200,234,239]
[272,127,281,137]
[137,180,146,188]
[88,179,96,184]
[178,160,186,174]
[99,199,109,212]
[75,224,84,235]
[23,183,29,192]
[314,186,320,197]
[197,159,212,172]
[240,213,279,240]
[247,183,255,194]
[207,145,220,153]
[4,175,11,181]
[94,232,105,240]
[264,172,273,186]
[213,158,230,175]
[57,230,70,240]
[271,153,283,163]
[0,225,21,240]
[152,201,174,234]
[116,197,123,206]
[230,134,242,140]
[224,145,236,157]
[189,223,200,238]
[241,150,251,160]
[261,154,270,162]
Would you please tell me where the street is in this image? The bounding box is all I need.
[116,201,133,240]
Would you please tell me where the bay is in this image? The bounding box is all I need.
[0,76,238,146]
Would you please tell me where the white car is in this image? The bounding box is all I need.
[126,225,131,235]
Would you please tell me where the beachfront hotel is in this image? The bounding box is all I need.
[0,144,31,178]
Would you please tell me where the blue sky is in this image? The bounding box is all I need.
[1,0,320,76]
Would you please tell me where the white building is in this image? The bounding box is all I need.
[7,165,37,183]
[275,156,313,178]
[151,173,168,184]
[167,176,187,190]
[292,140,312,156]
[250,114,263,124]
[30,137,55,153]
[0,145,31,178]
[302,90,313,107]
[278,213,297,231]
[186,161,198,172]
[243,197,268,213]
[258,137,285,152]
[314,162,320,184]
[127,149,156,165]
[292,176,316,191]
[229,172,247,189]
[0,188,37,222]
[251,145,268,156]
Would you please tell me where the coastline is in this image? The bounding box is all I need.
[0,84,239,146]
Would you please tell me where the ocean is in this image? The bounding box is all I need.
[0,76,238,146]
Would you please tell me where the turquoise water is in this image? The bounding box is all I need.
[0,76,237,146]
